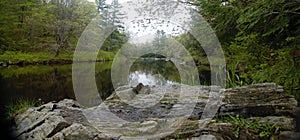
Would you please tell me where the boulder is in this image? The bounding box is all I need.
[12,99,115,140]
[12,83,299,139]
[219,83,298,118]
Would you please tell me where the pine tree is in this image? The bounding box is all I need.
[96,0,127,52]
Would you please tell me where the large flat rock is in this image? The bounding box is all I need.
[12,83,299,139]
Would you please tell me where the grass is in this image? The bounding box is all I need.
[97,50,115,61]
[5,98,42,118]
[212,115,280,140]
[225,62,247,88]
[0,50,115,64]
[226,72,245,88]
[0,51,71,63]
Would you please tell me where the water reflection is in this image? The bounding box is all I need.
[128,71,177,86]
[129,59,181,85]
[0,65,75,106]
[0,63,113,107]
[0,60,209,107]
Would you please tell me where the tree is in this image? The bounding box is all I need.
[0,0,38,52]
[152,30,167,57]
[96,0,127,52]
[0,0,97,55]
[191,0,300,90]
[153,30,167,48]
[96,0,107,14]
[49,0,97,56]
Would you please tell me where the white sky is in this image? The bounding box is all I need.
[87,0,191,44]
[88,0,130,4]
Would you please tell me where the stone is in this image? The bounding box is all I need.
[247,116,296,130]
[132,83,144,94]
[12,99,113,140]
[139,85,151,94]
[198,134,217,140]
[278,131,300,140]
[12,83,299,140]
[219,83,298,118]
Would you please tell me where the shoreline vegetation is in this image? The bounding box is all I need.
[0,51,115,66]
[5,98,41,119]
[0,51,212,67]
[0,0,298,96]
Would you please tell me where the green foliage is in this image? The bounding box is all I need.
[0,51,72,63]
[97,50,115,61]
[0,50,115,64]
[251,47,300,91]
[101,30,128,52]
[0,0,97,55]
[96,0,127,52]
[226,62,246,88]
[191,0,300,93]
[5,98,42,118]
[213,115,280,139]
[176,32,207,63]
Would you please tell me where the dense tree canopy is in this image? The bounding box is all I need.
[0,0,97,55]
[0,0,127,56]
[0,0,299,93]
[96,0,127,52]
[179,0,300,91]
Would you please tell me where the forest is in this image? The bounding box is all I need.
[0,0,126,62]
[192,0,300,94]
[0,0,299,94]
[0,0,299,139]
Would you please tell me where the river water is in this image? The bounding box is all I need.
[0,60,211,108]
[0,60,299,135]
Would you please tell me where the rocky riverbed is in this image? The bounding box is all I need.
[11,83,300,140]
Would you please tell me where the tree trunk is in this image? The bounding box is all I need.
[55,45,60,57]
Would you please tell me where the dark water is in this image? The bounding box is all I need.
[1,60,298,138]
[1,59,298,111]
[0,63,108,107]
[0,60,204,107]
[0,60,184,138]
[0,60,194,138]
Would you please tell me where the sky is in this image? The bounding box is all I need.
[88,0,130,4]
[87,0,191,44]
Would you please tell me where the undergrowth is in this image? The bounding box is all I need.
[212,115,280,140]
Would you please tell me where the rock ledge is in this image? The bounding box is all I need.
[12,83,299,140]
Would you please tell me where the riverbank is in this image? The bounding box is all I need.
[0,51,115,66]
[9,83,300,140]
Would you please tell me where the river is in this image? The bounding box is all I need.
[0,59,211,108]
